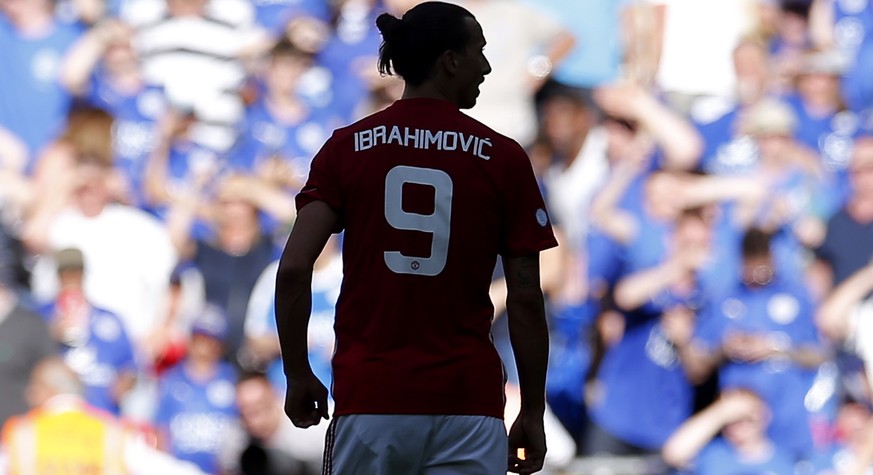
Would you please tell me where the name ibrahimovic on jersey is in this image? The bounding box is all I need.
[354,125,493,160]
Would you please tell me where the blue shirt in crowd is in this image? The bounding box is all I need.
[85,72,167,206]
[252,0,330,37]
[39,303,137,416]
[785,94,859,217]
[695,276,822,457]
[229,98,333,178]
[693,437,797,475]
[154,361,238,475]
[0,16,82,171]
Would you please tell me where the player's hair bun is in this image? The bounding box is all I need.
[376,13,406,43]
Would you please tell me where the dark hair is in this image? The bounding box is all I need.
[236,369,271,387]
[376,1,475,86]
[677,205,707,223]
[269,37,312,62]
[741,227,772,259]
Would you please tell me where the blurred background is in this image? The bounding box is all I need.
[2,0,873,473]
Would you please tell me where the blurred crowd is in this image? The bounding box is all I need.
[2,0,873,473]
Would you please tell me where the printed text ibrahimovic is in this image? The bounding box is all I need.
[354,125,492,160]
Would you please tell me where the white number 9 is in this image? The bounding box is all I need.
[384,165,453,276]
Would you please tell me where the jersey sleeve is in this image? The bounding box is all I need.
[296,133,343,213]
[499,143,559,257]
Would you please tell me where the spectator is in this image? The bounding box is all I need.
[29,106,132,216]
[584,207,713,456]
[735,98,826,275]
[142,108,226,229]
[694,36,773,175]
[787,48,858,219]
[314,0,385,121]
[60,19,169,206]
[541,80,702,249]
[230,37,342,233]
[536,85,601,248]
[166,175,283,363]
[37,247,138,416]
[0,0,82,171]
[689,228,829,459]
[31,107,114,207]
[134,0,264,153]
[221,371,327,475]
[764,1,815,94]
[25,154,177,347]
[813,136,873,292]
[153,305,238,475]
[661,387,798,474]
[0,260,56,429]
[0,357,208,475]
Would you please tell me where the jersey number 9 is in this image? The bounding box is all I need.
[384,165,453,276]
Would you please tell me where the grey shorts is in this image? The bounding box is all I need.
[322,414,508,475]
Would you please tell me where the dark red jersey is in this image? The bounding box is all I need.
[296,98,558,418]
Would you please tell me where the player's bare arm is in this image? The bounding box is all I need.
[275,200,338,428]
[503,253,549,475]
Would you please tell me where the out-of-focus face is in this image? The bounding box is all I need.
[733,42,769,105]
[214,195,261,253]
[541,96,591,155]
[645,172,686,219]
[216,198,259,232]
[723,399,768,446]
[236,378,280,440]
[756,133,793,164]
[266,55,311,98]
[188,333,223,362]
[797,72,839,105]
[58,269,85,291]
[604,118,638,162]
[778,11,809,47]
[453,17,491,110]
[674,213,711,251]
[104,42,139,76]
[74,162,111,218]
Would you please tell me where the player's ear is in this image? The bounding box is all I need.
[440,49,459,75]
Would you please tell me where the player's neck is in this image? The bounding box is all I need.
[400,83,457,107]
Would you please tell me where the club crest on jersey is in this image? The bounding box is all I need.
[535,209,548,227]
[767,293,799,324]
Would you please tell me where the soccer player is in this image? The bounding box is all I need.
[274,2,558,474]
